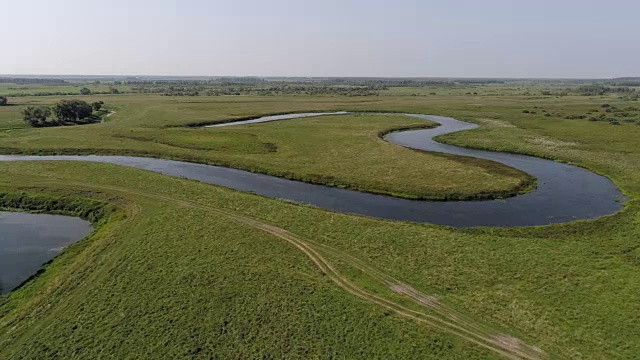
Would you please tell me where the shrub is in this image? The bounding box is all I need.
[92,101,104,111]
[22,106,52,127]
[53,99,94,123]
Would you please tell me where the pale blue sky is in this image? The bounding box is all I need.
[2,0,638,78]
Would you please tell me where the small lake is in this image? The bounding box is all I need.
[0,211,93,295]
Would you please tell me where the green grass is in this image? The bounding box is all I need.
[0,167,500,359]
[1,90,640,358]
[0,83,132,96]
[0,96,533,200]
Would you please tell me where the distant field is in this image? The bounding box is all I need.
[1,87,640,358]
[0,83,132,96]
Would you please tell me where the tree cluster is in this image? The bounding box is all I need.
[0,96,7,106]
[22,99,106,127]
[7,87,126,97]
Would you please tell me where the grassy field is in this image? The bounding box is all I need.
[0,83,133,96]
[1,91,640,358]
[0,164,508,359]
[0,96,534,200]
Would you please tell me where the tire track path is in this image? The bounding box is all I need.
[45,181,546,359]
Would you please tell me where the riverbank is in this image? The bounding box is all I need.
[0,112,533,201]
[2,94,640,357]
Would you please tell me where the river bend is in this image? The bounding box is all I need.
[0,113,625,227]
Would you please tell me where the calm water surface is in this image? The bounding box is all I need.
[0,113,626,228]
[0,211,93,295]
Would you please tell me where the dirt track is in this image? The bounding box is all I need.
[41,181,545,359]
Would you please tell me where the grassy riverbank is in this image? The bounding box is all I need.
[0,97,533,200]
[1,92,640,358]
[0,165,502,359]
[0,155,638,358]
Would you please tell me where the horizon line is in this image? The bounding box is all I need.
[2,74,639,81]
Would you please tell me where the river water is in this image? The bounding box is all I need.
[0,113,625,228]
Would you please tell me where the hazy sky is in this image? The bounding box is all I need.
[2,0,638,78]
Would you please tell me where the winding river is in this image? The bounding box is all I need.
[0,113,625,227]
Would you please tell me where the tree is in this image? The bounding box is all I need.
[109,87,120,94]
[92,101,104,111]
[52,99,94,123]
[0,96,7,106]
[22,106,51,127]
[80,87,92,95]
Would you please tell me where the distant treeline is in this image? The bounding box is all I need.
[217,77,266,84]
[122,77,504,87]
[0,77,68,85]
[3,76,638,98]
[541,85,638,97]
[576,85,636,96]
[326,78,505,86]
[153,85,379,97]
[607,81,640,86]
[116,77,505,97]
[8,91,120,98]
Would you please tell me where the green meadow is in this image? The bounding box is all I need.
[0,96,534,200]
[1,89,640,358]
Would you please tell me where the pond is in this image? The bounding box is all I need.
[0,211,93,295]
